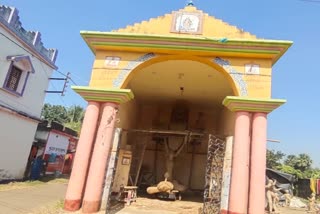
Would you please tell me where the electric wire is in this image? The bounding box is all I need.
[38,61,68,107]
[0,29,84,108]
[299,0,320,3]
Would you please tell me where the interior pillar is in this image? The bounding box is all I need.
[64,101,100,211]
[228,111,251,214]
[82,102,119,213]
[248,112,267,214]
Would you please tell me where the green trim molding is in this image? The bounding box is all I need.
[72,86,134,103]
[222,96,286,113]
[80,31,293,65]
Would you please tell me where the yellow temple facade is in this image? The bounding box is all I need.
[64,4,292,214]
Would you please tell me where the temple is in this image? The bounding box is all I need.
[64,4,292,214]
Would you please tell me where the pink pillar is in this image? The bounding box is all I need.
[248,113,267,214]
[64,102,100,211]
[82,102,118,213]
[228,111,251,214]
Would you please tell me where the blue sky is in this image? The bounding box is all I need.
[2,0,320,166]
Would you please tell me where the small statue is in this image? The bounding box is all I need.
[307,193,319,213]
[266,179,281,214]
[283,190,292,207]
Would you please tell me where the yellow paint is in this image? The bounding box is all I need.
[90,51,273,99]
[90,51,143,88]
[219,107,236,136]
[121,54,239,96]
[117,99,139,130]
[226,57,273,98]
[75,5,291,196]
[114,6,257,40]
[87,5,281,104]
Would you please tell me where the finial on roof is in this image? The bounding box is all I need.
[187,0,194,6]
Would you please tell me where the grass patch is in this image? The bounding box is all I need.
[0,177,68,192]
[0,180,45,191]
[29,199,65,214]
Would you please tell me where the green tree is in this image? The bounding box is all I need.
[284,153,312,172]
[64,105,85,134]
[267,151,319,179]
[266,149,285,169]
[41,104,85,135]
[276,164,303,179]
[66,105,84,123]
[302,168,320,179]
[284,155,297,167]
[41,103,68,124]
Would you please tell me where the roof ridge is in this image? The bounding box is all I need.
[0,4,58,68]
[109,6,257,39]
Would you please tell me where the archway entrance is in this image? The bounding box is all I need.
[64,4,291,213]
[107,59,235,212]
[127,59,234,105]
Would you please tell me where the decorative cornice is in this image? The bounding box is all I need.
[0,5,58,69]
[222,96,286,113]
[81,31,292,65]
[7,55,35,73]
[72,86,134,103]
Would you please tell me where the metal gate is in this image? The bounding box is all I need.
[202,134,226,214]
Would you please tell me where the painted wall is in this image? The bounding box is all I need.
[117,99,139,130]
[136,103,218,189]
[143,141,207,190]
[87,6,274,100]
[117,99,139,149]
[89,49,272,100]
[0,27,54,118]
[43,131,70,174]
[218,107,235,136]
[44,131,70,157]
[89,51,154,89]
[115,6,257,40]
[0,110,38,181]
[215,57,272,98]
[0,23,55,181]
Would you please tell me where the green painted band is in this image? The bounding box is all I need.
[223,96,286,105]
[222,96,286,113]
[71,86,134,103]
[81,31,293,47]
[91,42,281,55]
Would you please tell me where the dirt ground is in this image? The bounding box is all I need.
[118,197,202,214]
[277,207,309,214]
[29,197,310,214]
[115,196,309,214]
[0,178,311,214]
